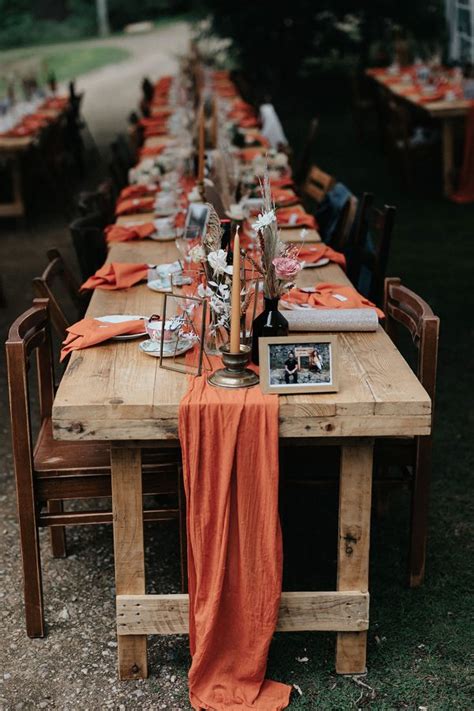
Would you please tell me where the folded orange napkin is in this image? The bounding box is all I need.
[119,184,158,200]
[41,96,68,111]
[60,317,146,361]
[80,263,149,291]
[298,244,346,269]
[273,188,299,206]
[115,196,155,216]
[277,206,317,229]
[270,175,294,189]
[105,222,156,244]
[282,282,384,318]
[139,144,167,158]
[141,112,172,124]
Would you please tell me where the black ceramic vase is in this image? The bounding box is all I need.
[251,297,289,365]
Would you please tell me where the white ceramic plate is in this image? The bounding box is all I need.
[95,315,147,340]
[139,338,194,358]
[303,257,330,268]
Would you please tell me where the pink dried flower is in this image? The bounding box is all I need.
[272,256,302,280]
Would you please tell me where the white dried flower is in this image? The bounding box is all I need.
[207,249,232,276]
[189,244,206,263]
[252,209,276,232]
[197,283,213,298]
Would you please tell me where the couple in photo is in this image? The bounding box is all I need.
[284,348,322,384]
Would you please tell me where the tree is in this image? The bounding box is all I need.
[96,0,110,37]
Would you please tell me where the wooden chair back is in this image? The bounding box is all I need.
[204,183,227,219]
[32,250,89,340]
[349,192,396,306]
[332,195,358,251]
[6,300,55,459]
[383,278,440,410]
[301,164,336,204]
[294,117,319,185]
[77,180,116,224]
[69,212,107,282]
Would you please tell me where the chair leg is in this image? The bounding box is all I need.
[178,467,188,594]
[48,500,67,558]
[408,438,432,588]
[17,502,45,637]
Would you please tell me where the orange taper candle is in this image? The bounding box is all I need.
[229,227,241,354]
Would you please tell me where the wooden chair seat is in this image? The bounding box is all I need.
[34,418,180,474]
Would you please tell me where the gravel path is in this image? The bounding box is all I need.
[0,21,194,711]
[77,22,191,148]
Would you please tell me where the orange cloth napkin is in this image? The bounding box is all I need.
[239,116,259,128]
[298,244,346,269]
[119,184,158,200]
[282,282,384,318]
[139,144,168,159]
[273,188,299,206]
[80,263,148,290]
[115,196,155,216]
[270,175,294,189]
[41,96,68,111]
[144,125,168,138]
[105,222,156,244]
[179,371,291,711]
[60,318,146,361]
[277,206,317,229]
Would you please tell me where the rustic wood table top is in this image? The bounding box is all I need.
[52,223,431,442]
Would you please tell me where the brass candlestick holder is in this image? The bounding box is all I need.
[208,344,259,389]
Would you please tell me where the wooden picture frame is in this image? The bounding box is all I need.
[258,335,339,394]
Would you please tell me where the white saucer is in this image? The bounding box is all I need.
[303,257,330,268]
[95,315,146,340]
[139,338,194,358]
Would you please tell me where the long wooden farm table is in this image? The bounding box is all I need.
[51,220,431,680]
[367,69,471,197]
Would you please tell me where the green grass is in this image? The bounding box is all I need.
[0,45,130,90]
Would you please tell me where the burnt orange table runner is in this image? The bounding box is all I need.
[179,370,291,711]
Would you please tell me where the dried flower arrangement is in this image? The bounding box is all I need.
[246,170,302,299]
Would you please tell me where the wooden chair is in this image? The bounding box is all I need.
[6,299,184,638]
[376,278,440,586]
[331,195,358,252]
[294,117,319,186]
[348,192,396,306]
[32,249,90,340]
[69,212,108,282]
[300,164,336,205]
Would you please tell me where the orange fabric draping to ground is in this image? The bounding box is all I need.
[282,282,384,318]
[80,262,148,290]
[105,222,156,244]
[451,105,474,204]
[179,374,292,711]
[60,318,145,361]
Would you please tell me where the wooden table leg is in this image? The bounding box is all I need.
[111,446,148,680]
[336,442,373,674]
[442,119,455,198]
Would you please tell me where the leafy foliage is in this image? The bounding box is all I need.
[198,0,447,94]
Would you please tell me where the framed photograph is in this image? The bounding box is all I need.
[184,203,210,239]
[258,335,339,394]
